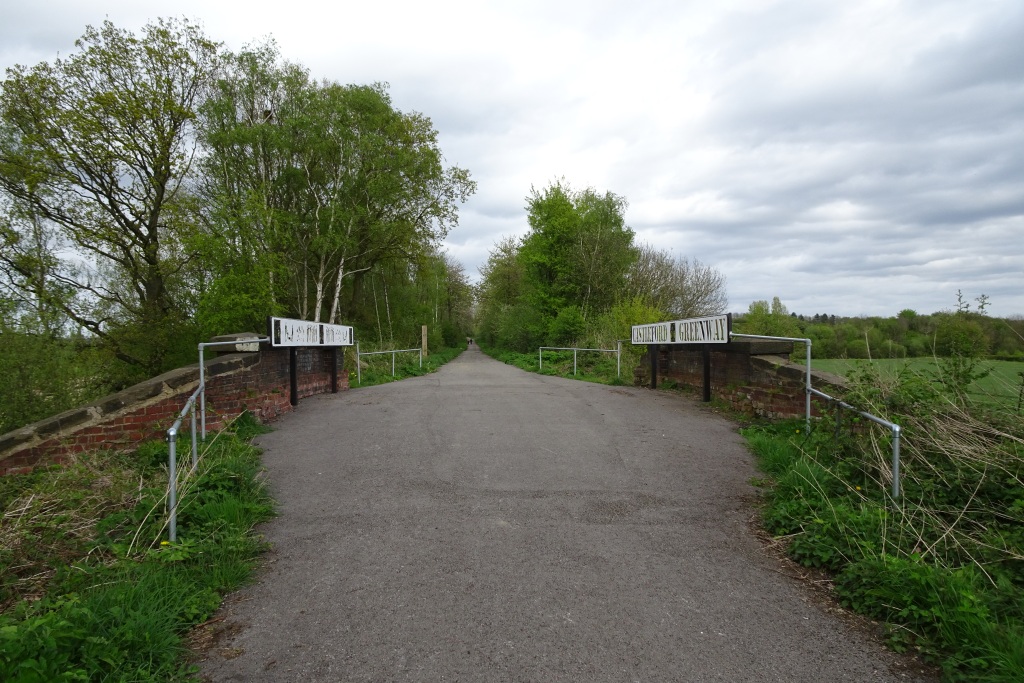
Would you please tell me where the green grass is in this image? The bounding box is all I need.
[481,345,633,385]
[349,344,466,387]
[743,410,1024,681]
[805,357,1024,411]
[0,412,275,682]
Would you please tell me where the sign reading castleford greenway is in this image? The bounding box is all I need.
[269,316,354,348]
[631,313,731,345]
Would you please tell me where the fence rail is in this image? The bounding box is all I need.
[164,336,270,543]
[538,343,622,377]
[166,383,202,543]
[355,342,423,384]
[729,332,902,498]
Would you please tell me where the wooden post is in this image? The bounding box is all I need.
[422,325,428,356]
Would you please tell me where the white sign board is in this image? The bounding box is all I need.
[269,317,354,347]
[631,322,671,344]
[632,314,730,345]
[673,314,730,344]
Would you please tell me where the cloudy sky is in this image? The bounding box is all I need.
[2,1,1022,317]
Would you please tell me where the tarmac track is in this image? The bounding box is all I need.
[199,345,929,682]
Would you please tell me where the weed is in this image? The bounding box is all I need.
[0,411,275,681]
[742,360,1024,681]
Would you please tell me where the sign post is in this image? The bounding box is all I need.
[631,314,731,401]
[268,317,355,406]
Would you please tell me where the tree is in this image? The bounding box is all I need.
[194,40,311,334]
[519,181,636,320]
[475,235,524,344]
[199,43,475,327]
[0,19,219,375]
[738,297,802,337]
[626,243,727,318]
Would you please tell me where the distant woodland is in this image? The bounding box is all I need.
[733,294,1024,360]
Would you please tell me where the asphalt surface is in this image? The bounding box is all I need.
[199,345,928,682]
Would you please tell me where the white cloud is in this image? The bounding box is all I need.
[2,0,1022,316]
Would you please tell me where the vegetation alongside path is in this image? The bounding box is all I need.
[0,413,274,682]
[742,366,1024,682]
[805,358,1024,413]
[350,343,467,388]
[481,344,633,386]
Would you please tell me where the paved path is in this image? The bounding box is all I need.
[200,346,926,682]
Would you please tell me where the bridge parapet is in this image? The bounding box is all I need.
[635,340,846,419]
[0,334,347,476]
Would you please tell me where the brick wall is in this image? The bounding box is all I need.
[635,341,845,420]
[0,340,348,476]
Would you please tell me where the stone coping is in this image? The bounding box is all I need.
[0,353,259,461]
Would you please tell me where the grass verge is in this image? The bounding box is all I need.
[743,408,1024,682]
[480,345,632,385]
[350,344,467,388]
[0,412,274,682]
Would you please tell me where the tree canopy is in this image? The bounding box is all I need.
[0,20,476,404]
[198,43,475,329]
[0,18,219,373]
[476,180,729,351]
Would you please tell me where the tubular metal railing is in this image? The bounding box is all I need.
[355,342,423,384]
[198,337,269,438]
[539,343,622,377]
[729,332,902,498]
[166,383,202,543]
[165,336,269,542]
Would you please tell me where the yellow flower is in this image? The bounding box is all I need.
[855,486,862,491]
[161,541,170,546]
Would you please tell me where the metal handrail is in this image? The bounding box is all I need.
[165,335,270,543]
[198,337,269,438]
[730,333,813,432]
[355,342,423,384]
[166,382,203,542]
[810,388,903,499]
[539,344,622,377]
[729,332,902,498]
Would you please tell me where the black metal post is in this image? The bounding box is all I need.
[289,348,298,406]
[702,343,712,402]
[648,344,658,389]
[331,347,339,393]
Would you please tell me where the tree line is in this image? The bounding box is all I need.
[734,294,1024,360]
[0,18,475,434]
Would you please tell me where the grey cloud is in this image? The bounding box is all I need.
[2,1,1022,317]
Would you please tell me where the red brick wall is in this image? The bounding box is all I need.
[637,343,843,420]
[0,345,348,476]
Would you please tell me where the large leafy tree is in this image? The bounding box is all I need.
[519,181,636,320]
[199,43,475,328]
[0,19,219,375]
[475,235,526,345]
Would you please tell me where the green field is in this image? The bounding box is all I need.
[804,357,1024,410]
